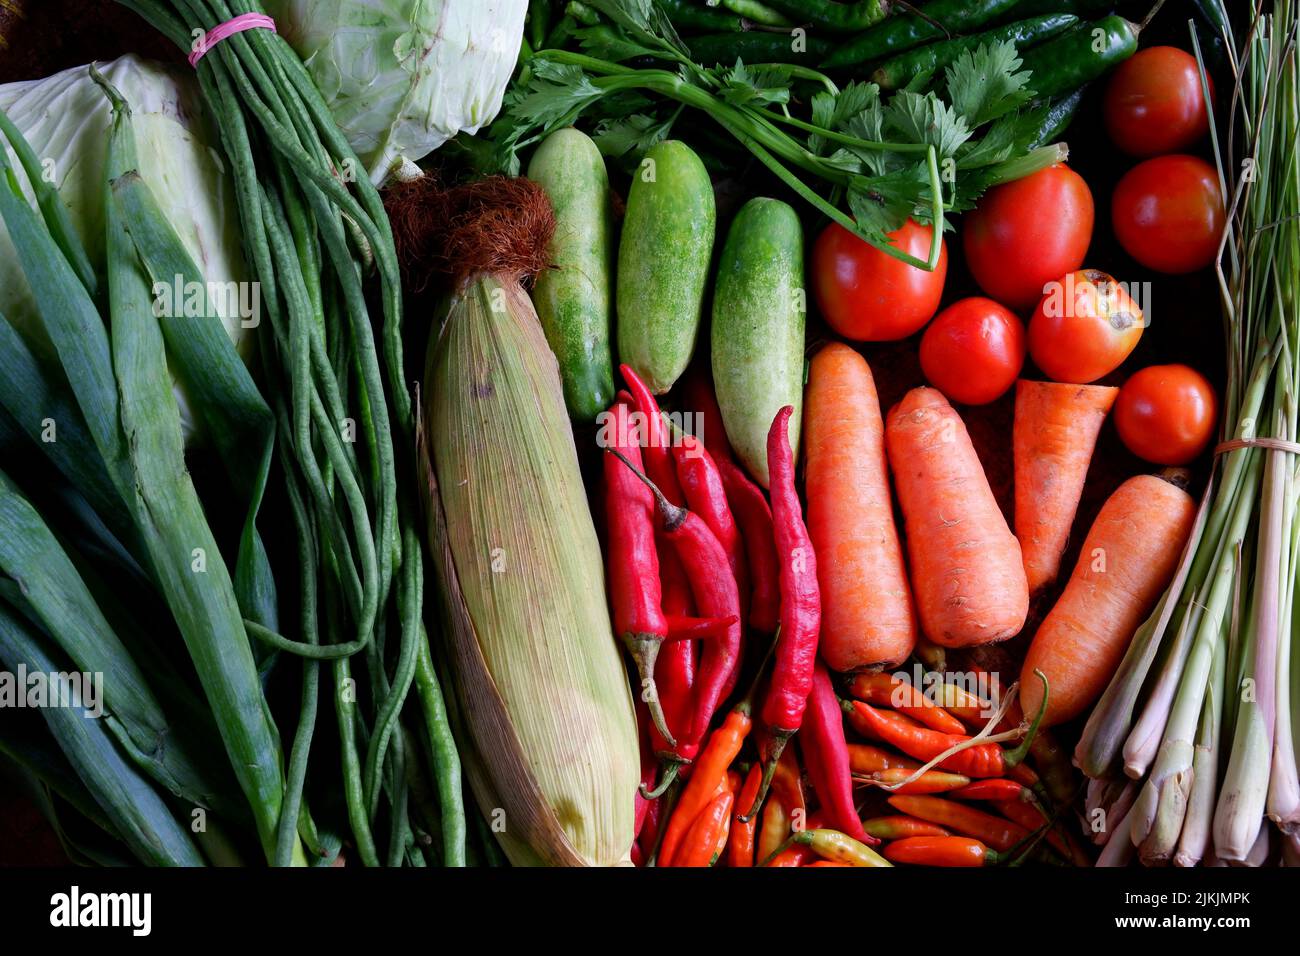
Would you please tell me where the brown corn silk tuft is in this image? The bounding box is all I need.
[385,174,556,291]
[415,175,637,866]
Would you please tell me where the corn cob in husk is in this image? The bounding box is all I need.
[416,178,638,866]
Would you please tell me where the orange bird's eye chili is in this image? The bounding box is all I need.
[847,744,920,774]
[656,695,754,867]
[884,836,1000,867]
[671,789,735,867]
[848,671,966,734]
[727,763,764,867]
[749,406,821,817]
[801,661,874,844]
[604,398,675,745]
[865,767,971,794]
[788,828,891,867]
[862,815,952,840]
[885,795,1031,853]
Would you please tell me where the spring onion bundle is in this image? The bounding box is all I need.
[1077,0,1300,866]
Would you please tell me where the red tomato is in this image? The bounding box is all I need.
[919,297,1026,405]
[1028,269,1144,384]
[812,219,947,341]
[1115,364,1218,465]
[1112,155,1225,274]
[1104,46,1213,156]
[961,164,1094,313]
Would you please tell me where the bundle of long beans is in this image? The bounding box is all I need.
[1077,0,1300,867]
[106,0,469,867]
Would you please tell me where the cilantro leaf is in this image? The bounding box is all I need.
[885,90,971,159]
[945,41,1035,128]
[718,61,791,109]
[847,166,931,238]
[511,61,606,131]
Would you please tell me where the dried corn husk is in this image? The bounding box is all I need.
[422,268,638,867]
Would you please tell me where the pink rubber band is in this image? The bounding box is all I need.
[188,13,277,68]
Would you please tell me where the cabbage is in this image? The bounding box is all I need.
[264,0,527,184]
[0,55,250,438]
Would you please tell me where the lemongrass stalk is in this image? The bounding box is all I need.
[1124,447,1263,779]
[1267,454,1299,830]
[1215,409,1289,859]
[1176,631,1227,866]
[1096,804,1136,867]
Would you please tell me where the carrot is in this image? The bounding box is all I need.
[1013,380,1119,595]
[804,344,917,669]
[1020,472,1197,727]
[885,387,1028,647]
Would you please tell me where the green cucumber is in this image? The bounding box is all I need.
[710,197,805,489]
[528,128,615,422]
[617,140,715,395]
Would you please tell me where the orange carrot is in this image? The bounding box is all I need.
[804,344,917,669]
[1021,473,1196,727]
[1014,380,1119,593]
[885,387,1028,647]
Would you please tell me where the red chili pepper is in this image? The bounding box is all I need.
[885,794,1030,852]
[843,699,1036,778]
[848,671,966,734]
[609,450,744,750]
[799,661,873,844]
[619,369,681,504]
[949,778,1027,802]
[665,614,739,642]
[674,431,749,624]
[993,799,1091,866]
[717,458,781,634]
[680,367,782,635]
[604,399,676,745]
[884,836,999,867]
[750,406,821,815]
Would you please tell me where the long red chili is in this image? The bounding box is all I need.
[609,449,743,751]
[674,431,749,628]
[617,382,698,775]
[681,370,781,633]
[604,398,675,745]
[749,406,821,816]
[799,661,873,844]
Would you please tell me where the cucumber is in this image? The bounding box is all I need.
[711,197,805,489]
[528,128,615,422]
[617,140,715,395]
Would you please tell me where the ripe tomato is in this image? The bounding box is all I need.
[812,219,947,341]
[961,164,1094,312]
[1104,46,1213,156]
[1112,155,1225,274]
[1027,269,1144,384]
[919,297,1026,405]
[1115,364,1218,465]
